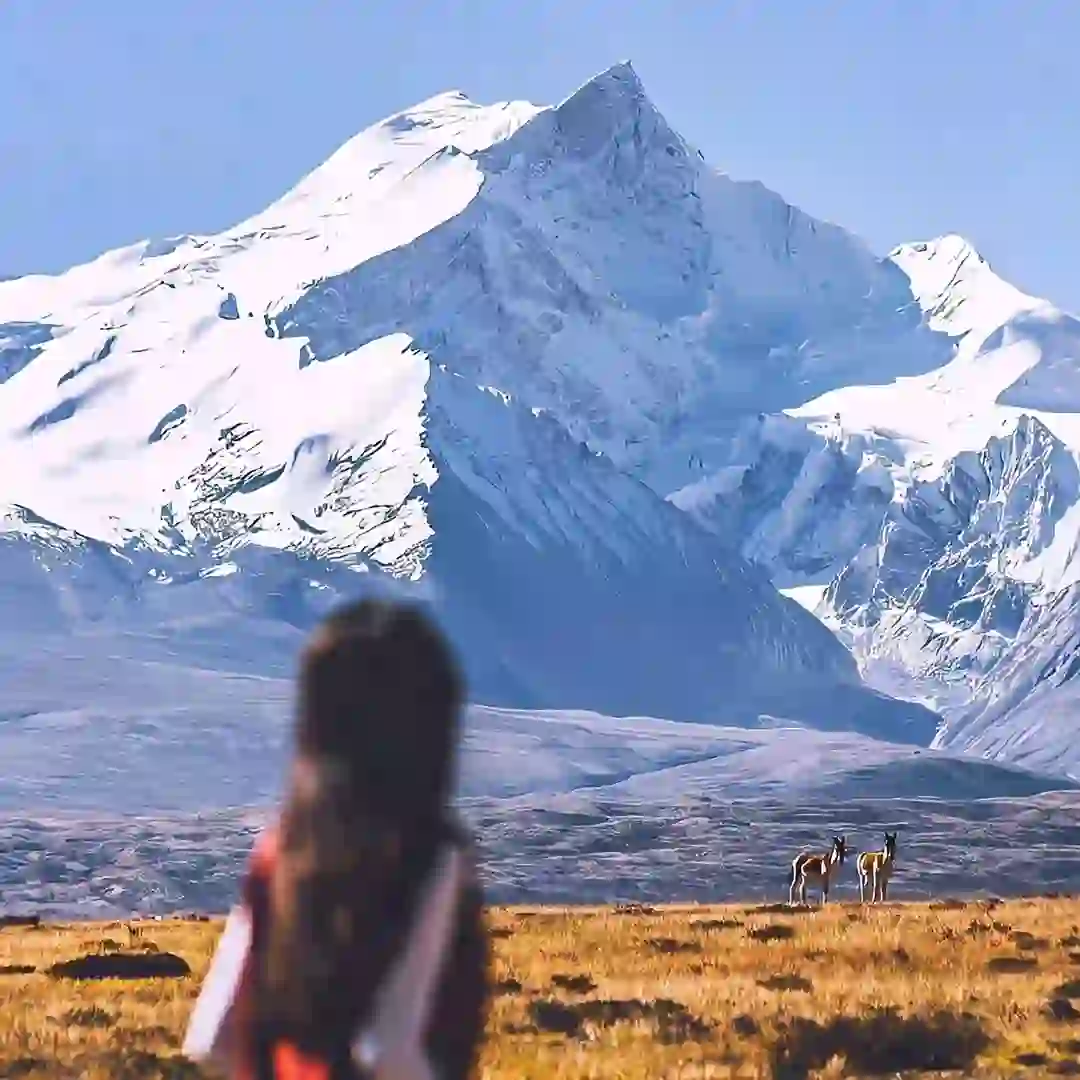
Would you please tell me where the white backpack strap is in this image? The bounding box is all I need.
[182,903,253,1065]
[352,845,465,1080]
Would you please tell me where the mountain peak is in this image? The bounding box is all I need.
[557,59,650,118]
[577,60,642,93]
[497,58,689,180]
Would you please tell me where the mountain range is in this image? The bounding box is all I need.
[2,61,1079,781]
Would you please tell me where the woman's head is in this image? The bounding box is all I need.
[295,597,464,817]
[253,600,485,1074]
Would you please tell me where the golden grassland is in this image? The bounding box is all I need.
[1,897,1080,1079]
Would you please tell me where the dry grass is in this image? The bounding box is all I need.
[2,897,1080,1078]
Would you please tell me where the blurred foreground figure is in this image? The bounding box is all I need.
[184,599,490,1080]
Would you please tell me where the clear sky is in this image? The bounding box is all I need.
[3,1,1076,309]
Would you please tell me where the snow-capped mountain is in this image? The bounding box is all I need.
[670,237,1080,579]
[7,60,1080,767]
[0,63,948,739]
[679,230,1080,773]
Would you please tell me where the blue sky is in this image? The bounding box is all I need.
[3,1,1076,308]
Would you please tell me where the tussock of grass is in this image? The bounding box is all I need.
[1,898,1079,1078]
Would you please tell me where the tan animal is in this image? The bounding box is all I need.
[789,835,847,906]
[857,831,898,904]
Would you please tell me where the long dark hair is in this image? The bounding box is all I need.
[252,598,489,1079]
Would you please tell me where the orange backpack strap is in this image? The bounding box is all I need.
[272,1042,332,1080]
[247,827,279,891]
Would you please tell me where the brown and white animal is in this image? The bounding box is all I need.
[857,831,898,904]
[789,835,847,906]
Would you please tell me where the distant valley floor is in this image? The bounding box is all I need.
[2,690,1079,915]
[1,792,1078,917]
